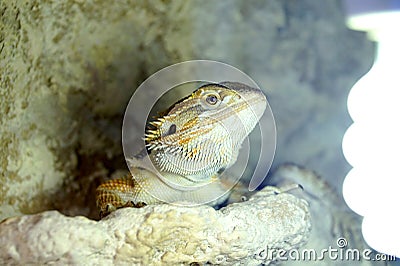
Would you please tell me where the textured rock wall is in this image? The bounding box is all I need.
[0,0,374,222]
[0,0,196,220]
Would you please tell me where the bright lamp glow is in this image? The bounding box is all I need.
[362,215,400,258]
[343,11,400,258]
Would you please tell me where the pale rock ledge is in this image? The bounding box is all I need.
[0,186,310,265]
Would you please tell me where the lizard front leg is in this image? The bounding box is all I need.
[96,176,147,218]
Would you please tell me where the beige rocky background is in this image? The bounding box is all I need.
[1,0,198,220]
[0,0,382,265]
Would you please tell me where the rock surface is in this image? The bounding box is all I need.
[0,186,311,265]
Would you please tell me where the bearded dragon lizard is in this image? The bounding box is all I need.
[96,82,267,217]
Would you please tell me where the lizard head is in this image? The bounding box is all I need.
[145,82,267,185]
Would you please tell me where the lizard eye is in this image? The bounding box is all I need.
[205,94,219,105]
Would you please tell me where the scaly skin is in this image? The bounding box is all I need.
[96,82,267,217]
